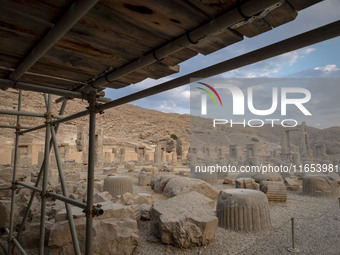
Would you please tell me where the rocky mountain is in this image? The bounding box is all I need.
[1,88,340,157]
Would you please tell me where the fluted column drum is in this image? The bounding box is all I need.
[302,175,338,197]
[103,176,133,197]
[216,189,271,231]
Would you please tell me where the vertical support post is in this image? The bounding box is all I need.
[8,90,22,255]
[50,126,81,255]
[39,94,52,255]
[288,217,300,253]
[17,100,67,240]
[85,90,97,255]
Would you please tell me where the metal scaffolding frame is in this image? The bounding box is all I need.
[0,20,339,255]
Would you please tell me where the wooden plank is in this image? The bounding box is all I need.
[39,47,108,76]
[187,0,240,18]
[0,29,37,59]
[113,75,145,87]
[65,23,153,67]
[140,62,179,80]
[0,54,21,70]
[30,62,93,83]
[264,2,297,28]
[104,62,179,89]
[107,80,130,89]
[0,70,11,80]
[162,48,198,66]
[1,0,71,24]
[100,0,210,39]
[19,74,75,90]
[82,2,169,49]
[190,29,243,55]
[233,18,272,38]
[0,7,49,40]
[287,0,321,11]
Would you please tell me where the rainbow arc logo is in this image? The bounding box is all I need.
[197,82,222,106]
[197,82,222,115]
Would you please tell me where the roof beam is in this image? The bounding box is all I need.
[8,0,99,82]
[0,79,110,102]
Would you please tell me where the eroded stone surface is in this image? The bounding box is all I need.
[302,175,339,197]
[235,178,260,190]
[150,175,176,193]
[49,217,139,255]
[217,189,271,231]
[163,177,218,200]
[150,191,217,248]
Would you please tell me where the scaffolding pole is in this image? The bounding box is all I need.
[50,126,81,254]
[8,90,22,255]
[16,100,67,239]
[5,229,27,255]
[85,90,97,255]
[16,182,87,209]
[39,94,52,255]
[0,109,64,118]
[0,125,30,129]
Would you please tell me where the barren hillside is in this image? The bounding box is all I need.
[1,88,340,156]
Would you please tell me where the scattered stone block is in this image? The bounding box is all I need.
[260,181,287,202]
[141,167,158,175]
[151,175,176,193]
[140,204,152,220]
[216,189,271,231]
[103,166,118,175]
[223,178,234,185]
[49,217,139,255]
[93,191,113,203]
[119,192,154,206]
[150,191,218,248]
[55,201,136,222]
[21,221,53,248]
[302,175,339,197]
[103,176,133,197]
[284,177,301,191]
[138,172,153,186]
[235,178,260,190]
[236,172,282,182]
[125,162,135,172]
[158,163,174,172]
[163,177,218,200]
[0,199,18,229]
[252,172,283,182]
[176,171,190,177]
[191,171,218,185]
[0,180,11,198]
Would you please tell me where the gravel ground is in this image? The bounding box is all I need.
[2,170,338,255]
[132,177,340,255]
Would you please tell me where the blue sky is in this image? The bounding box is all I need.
[105,0,340,114]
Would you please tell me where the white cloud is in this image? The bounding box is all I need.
[302,48,316,54]
[220,46,316,78]
[291,64,340,78]
[158,101,178,112]
[314,64,340,73]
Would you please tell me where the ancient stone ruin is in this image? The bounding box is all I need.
[216,189,271,231]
